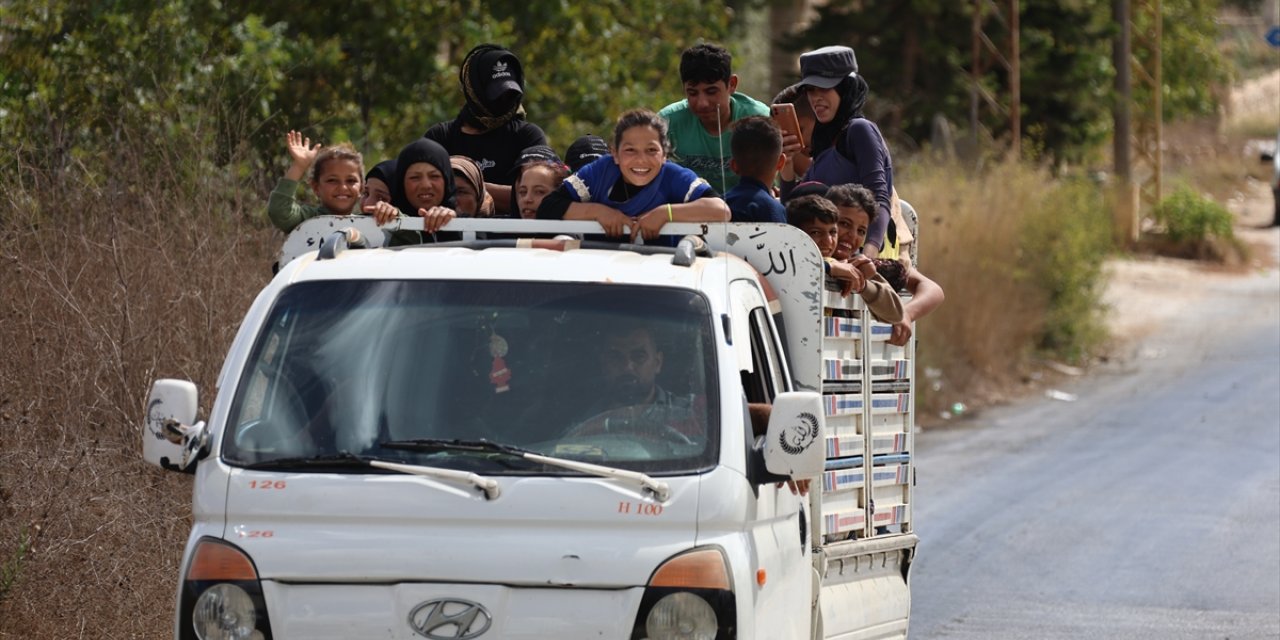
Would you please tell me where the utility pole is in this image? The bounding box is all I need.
[1131,0,1163,221]
[1009,0,1020,160]
[969,0,1021,160]
[1113,0,1137,244]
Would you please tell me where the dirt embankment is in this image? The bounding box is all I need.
[1107,70,1279,355]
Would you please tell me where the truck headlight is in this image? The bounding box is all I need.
[631,547,735,640]
[645,592,718,640]
[193,583,261,640]
[180,538,273,640]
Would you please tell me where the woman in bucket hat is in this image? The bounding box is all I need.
[779,45,895,259]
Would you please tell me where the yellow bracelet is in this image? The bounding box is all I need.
[666,203,673,222]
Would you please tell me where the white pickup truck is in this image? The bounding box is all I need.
[143,218,917,640]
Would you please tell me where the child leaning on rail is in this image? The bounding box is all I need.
[267,131,364,232]
[537,108,730,244]
[367,138,459,244]
[785,193,903,324]
[827,184,943,345]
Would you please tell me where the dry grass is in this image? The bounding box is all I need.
[902,160,1113,419]
[0,148,277,637]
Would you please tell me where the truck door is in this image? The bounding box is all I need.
[730,279,812,640]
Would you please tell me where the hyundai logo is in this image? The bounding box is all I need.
[409,598,493,639]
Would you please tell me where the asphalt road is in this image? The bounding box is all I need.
[910,260,1280,639]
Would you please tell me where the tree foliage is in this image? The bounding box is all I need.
[787,0,1231,165]
[0,1,1233,184]
[1134,0,1232,120]
[0,1,730,185]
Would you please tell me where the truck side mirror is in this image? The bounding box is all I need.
[763,391,826,479]
[142,379,207,473]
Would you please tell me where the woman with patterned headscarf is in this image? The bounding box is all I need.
[450,155,496,217]
[424,44,548,216]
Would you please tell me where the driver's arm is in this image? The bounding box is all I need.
[748,403,772,438]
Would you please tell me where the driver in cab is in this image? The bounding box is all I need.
[569,325,705,443]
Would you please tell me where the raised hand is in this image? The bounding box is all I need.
[284,130,322,181]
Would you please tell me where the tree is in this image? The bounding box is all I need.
[786,0,1230,166]
[1,0,734,184]
[1143,0,1231,120]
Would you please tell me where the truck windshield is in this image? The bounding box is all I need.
[222,280,720,475]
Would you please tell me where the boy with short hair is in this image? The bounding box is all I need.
[786,194,903,323]
[658,43,771,193]
[725,116,786,223]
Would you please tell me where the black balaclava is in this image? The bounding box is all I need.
[392,138,457,216]
[809,74,869,157]
[458,44,527,133]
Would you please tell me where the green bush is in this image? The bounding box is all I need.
[1156,184,1235,244]
[1019,177,1115,363]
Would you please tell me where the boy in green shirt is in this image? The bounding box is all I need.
[658,43,770,193]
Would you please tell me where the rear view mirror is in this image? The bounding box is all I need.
[763,391,826,479]
[142,379,207,472]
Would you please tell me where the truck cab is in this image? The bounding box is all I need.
[143,219,915,639]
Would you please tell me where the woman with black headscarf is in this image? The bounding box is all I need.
[424,44,548,216]
[779,45,894,259]
[369,138,458,244]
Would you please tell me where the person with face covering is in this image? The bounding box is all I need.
[779,45,894,259]
[425,44,548,216]
[368,138,458,244]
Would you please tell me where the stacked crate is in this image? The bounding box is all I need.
[819,284,914,541]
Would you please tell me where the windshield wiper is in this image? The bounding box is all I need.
[244,451,380,470]
[243,451,501,500]
[380,438,527,456]
[367,460,501,500]
[380,438,671,502]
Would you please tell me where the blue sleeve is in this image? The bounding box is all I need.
[540,156,606,218]
[562,157,606,204]
[663,162,714,202]
[765,198,787,224]
[844,121,892,250]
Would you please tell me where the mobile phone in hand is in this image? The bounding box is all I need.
[770,103,807,154]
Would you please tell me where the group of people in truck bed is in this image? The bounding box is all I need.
[266,41,944,346]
